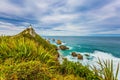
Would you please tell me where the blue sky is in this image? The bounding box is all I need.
[0,0,120,36]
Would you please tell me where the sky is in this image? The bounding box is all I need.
[0,0,120,36]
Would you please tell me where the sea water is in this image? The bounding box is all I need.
[44,36,120,79]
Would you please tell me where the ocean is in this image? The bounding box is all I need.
[45,36,120,57]
[44,36,120,79]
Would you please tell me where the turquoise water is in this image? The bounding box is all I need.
[44,36,120,79]
[45,36,120,58]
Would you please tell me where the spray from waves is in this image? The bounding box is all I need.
[48,38,120,79]
[67,46,73,50]
[61,42,66,45]
[92,51,120,80]
[63,50,120,79]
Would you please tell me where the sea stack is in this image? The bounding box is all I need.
[77,54,83,60]
[52,38,55,42]
[59,45,69,50]
[71,52,77,57]
[56,40,62,45]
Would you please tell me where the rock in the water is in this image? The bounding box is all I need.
[77,54,83,60]
[56,40,62,45]
[84,54,90,57]
[71,52,77,57]
[52,38,55,42]
[59,45,69,50]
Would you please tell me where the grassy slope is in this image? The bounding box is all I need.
[1,28,115,80]
[0,28,60,80]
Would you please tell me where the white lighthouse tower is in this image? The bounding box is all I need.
[27,24,36,37]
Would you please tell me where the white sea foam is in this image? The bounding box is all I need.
[64,51,120,79]
[92,51,120,80]
[62,42,66,45]
[65,52,93,65]
[52,40,120,79]
[67,46,73,50]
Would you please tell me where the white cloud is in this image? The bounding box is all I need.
[0,21,25,35]
[0,0,23,17]
[0,0,52,19]
[0,0,120,36]
[82,0,120,25]
[97,28,120,34]
[50,24,98,36]
[41,13,79,24]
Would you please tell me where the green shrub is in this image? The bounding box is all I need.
[59,60,99,80]
[1,29,119,80]
[1,61,51,80]
[0,36,57,65]
[91,58,119,80]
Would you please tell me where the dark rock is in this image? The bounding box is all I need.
[77,54,83,60]
[71,52,77,57]
[52,38,55,42]
[84,54,90,57]
[56,40,62,45]
[59,45,69,50]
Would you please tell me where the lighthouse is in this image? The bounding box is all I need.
[27,24,36,37]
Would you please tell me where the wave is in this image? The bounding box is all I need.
[63,50,120,79]
[51,39,120,79]
[67,46,73,50]
[92,51,120,80]
[61,42,66,45]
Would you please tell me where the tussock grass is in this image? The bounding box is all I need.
[0,30,119,80]
[91,58,119,80]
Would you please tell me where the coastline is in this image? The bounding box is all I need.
[47,37,120,80]
[1,27,119,80]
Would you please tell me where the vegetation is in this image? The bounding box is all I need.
[0,27,119,80]
[58,60,99,80]
[91,58,119,80]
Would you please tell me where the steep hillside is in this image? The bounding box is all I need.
[0,26,101,80]
[14,26,57,52]
[0,26,60,80]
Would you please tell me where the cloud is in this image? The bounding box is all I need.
[97,28,120,34]
[40,13,80,24]
[0,0,120,36]
[82,0,120,25]
[0,21,25,35]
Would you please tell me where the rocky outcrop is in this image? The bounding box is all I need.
[84,54,90,57]
[21,25,36,37]
[56,40,62,45]
[59,45,69,50]
[52,39,55,42]
[77,54,83,60]
[71,52,77,57]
